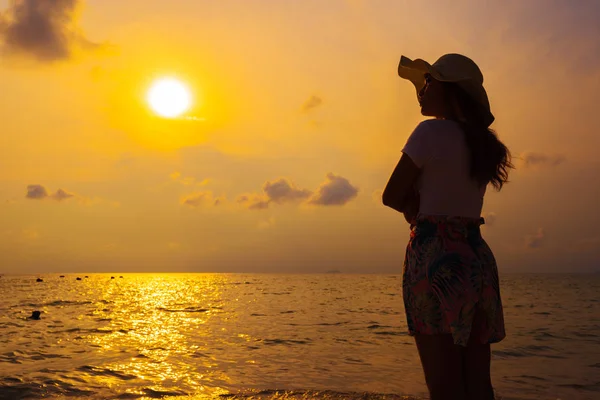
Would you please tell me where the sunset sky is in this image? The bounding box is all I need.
[1,0,599,274]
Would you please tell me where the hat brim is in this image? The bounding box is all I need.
[397,56,461,94]
[397,55,495,126]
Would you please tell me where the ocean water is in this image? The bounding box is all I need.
[0,273,598,400]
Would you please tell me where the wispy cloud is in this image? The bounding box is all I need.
[308,173,359,206]
[257,217,276,230]
[181,191,224,208]
[519,152,566,168]
[301,95,323,112]
[237,193,270,210]
[52,188,75,201]
[525,228,545,249]
[0,0,107,62]
[170,172,210,186]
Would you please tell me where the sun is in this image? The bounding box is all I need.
[147,78,192,118]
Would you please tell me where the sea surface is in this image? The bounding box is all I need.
[0,273,598,400]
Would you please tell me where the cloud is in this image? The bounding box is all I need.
[0,0,105,62]
[263,178,312,204]
[308,173,359,206]
[181,191,224,208]
[26,184,74,201]
[302,95,323,112]
[238,178,312,210]
[25,184,109,205]
[238,174,359,210]
[237,193,271,210]
[525,228,545,249]
[170,172,210,186]
[51,188,75,201]
[519,152,566,168]
[25,184,48,200]
[257,217,276,230]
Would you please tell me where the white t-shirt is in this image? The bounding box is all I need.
[402,119,486,219]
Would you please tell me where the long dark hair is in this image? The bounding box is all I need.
[444,83,514,191]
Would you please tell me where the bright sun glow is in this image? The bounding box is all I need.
[147,78,191,118]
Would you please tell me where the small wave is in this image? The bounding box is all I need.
[374,331,405,336]
[367,324,392,329]
[158,307,209,313]
[250,313,267,316]
[0,379,94,399]
[518,374,547,381]
[262,338,310,345]
[46,300,93,307]
[493,346,565,360]
[77,365,138,381]
[53,327,129,335]
[532,331,567,340]
[572,331,599,338]
[522,345,554,351]
[114,387,188,398]
[556,382,600,392]
[0,350,70,362]
[587,362,600,368]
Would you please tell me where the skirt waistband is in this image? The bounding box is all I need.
[415,215,485,225]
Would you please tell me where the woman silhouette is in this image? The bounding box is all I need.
[383,54,513,400]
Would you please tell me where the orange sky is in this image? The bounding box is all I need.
[1,0,599,273]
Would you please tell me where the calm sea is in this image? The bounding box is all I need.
[0,273,598,400]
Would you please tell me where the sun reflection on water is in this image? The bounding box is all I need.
[83,274,229,395]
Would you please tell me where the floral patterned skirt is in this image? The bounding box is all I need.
[402,215,506,346]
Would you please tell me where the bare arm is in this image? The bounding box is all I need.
[382,153,421,219]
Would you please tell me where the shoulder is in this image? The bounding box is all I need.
[414,119,460,134]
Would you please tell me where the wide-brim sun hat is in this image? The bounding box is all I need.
[398,53,495,127]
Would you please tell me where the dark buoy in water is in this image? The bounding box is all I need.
[110,276,115,279]
[28,311,41,320]
[85,276,89,278]
[36,278,43,282]
[76,277,82,280]
[60,275,65,278]
[119,276,123,278]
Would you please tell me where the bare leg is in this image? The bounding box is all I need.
[414,334,466,400]
[464,310,495,400]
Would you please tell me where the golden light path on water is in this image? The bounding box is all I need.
[76,274,418,399]
[84,274,236,397]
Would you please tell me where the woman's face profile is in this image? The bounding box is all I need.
[418,74,447,118]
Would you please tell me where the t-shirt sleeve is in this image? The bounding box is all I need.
[401,121,432,168]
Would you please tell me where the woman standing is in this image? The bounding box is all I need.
[382,54,513,400]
